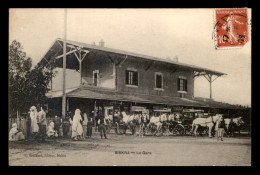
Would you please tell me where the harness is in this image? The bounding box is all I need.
[199,115,216,125]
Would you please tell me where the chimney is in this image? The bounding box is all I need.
[92,42,96,46]
[99,40,105,47]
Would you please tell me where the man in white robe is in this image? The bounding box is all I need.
[71,109,83,141]
[29,106,39,137]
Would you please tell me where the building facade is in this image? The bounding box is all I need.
[40,38,241,118]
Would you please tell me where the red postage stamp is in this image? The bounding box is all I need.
[215,8,248,49]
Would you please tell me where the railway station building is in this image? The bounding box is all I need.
[39,39,244,118]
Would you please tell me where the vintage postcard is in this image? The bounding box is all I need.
[8,8,251,166]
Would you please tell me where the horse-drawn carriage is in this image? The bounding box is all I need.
[111,105,149,136]
[146,108,173,136]
[105,105,149,135]
[174,109,205,136]
[128,106,149,136]
[104,104,246,138]
[104,106,123,134]
[144,107,183,136]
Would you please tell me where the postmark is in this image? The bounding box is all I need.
[214,8,248,49]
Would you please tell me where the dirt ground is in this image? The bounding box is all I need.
[9,130,251,166]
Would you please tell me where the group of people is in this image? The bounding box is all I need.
[9,105,48,142]
[61,109,108,140]
[27,105,48,142]
[70,109,94,141]
[9,106,100,142]
[9,105,230,142]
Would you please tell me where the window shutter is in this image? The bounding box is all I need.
[177,78,180,91]
[125,70,129,84]
[156,75,159,88]
[185,79,187,91]
[160,75,162,88]
[134,72,138,86]
[156,75,160,88]
[158,75,160,88]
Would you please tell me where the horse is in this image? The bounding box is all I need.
[135,113,151,137]
[142,113,150,128]
[224,116,244,137]
[118,112,138,136]
[191,114,222,138]
[160,113,171,136]
[148,116,163,136]
[121,111,131,135]
[129,113,140,136]
[135,114,146,137]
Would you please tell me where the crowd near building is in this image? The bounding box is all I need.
[9,39,250,141]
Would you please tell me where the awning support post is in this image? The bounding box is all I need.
[204,74,213,99]
[79,53,82,84]
[193,71,223,99]
[209,75,212,99]
[73,49,89,85]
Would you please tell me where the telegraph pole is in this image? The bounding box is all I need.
[62,8,67,119]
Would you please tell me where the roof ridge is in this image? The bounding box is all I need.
[56,38,226,76]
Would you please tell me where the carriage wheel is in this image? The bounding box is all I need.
[156,126,163,136]
[118,124,124,135]
[169,125,175,135]
[184,125,192,135]
[174,124,185,136]
[151,125,157,136]
[146,125,154,136]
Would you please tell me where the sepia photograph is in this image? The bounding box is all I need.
[8,8,251,166]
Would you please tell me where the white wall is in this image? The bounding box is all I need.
[51,67,80,91]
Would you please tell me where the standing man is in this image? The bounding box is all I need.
[97,115,107,139]
[82,112,88,139]
[54,115,61,137]
[26,110,31,140]
[62,113,70,138]
[37,106,47,142]
[216,116,225,141]
[87,114,93,138]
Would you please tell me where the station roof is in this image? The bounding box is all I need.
[39,38,226,76]
[193,97,244,109]
[46,86,242,109]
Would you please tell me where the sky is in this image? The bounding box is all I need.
[9,8,251,107]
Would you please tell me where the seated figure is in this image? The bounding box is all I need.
[47,121,57,138]
[9,123,25,141]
